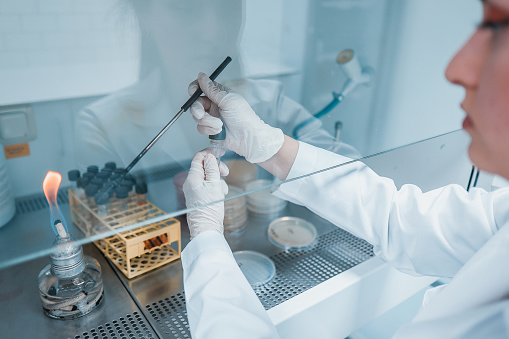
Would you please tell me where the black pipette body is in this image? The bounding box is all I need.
[100,56,232,198]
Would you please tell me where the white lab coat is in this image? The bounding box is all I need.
[181,141,509,338]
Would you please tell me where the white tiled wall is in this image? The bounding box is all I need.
[0,0,138,105]
[0,0,136,70]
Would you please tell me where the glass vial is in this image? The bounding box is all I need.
[209,126,226,164]
[116,187,129,212]
[68,170,80,195]
[38,235,104,320]
[135,182,148,206]
[95,193,109,218]
[85,184,99,208]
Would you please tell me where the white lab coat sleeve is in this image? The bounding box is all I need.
[274,141,509,278]
[181,231,280,339]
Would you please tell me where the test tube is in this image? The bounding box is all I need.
[209,126,226,164]
[116,187,129,212]
[83,172,95,182]
[120,179,135,202]
[95,193,109,218]
[97,170,111,182]
[135,182,148,206]
[114,168,125,176]
[68,170,81,195]
[87,165,99,175]
[75,177,87,199]
[90,177,104,189]
[105,161,116,170]
[85,184,99,207]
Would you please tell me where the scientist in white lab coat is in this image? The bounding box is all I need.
[180,0,509,337]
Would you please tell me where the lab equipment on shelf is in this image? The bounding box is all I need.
[293,49,374,139]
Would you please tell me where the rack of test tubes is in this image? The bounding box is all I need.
[67,163,181,279]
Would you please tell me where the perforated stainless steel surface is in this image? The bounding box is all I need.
[146,293,190,339]
[71,311,156,339]
[256,227,373,308]
[142,228,374,338]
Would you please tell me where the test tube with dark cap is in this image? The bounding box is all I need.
[135,182,148,206]
[116,187,129,212]
[68,170,81,194]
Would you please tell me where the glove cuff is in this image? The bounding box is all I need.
[246,126,285,164]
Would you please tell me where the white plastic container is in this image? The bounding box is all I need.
[0,151,15,228]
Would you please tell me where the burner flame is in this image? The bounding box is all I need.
[43,171,68,237]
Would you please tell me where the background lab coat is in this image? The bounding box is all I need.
[182,141,509,338]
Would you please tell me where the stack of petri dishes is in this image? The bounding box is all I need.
[224,159,258,189]
[224,185,247,235]
[173,171,188,210]
[245,179,287,215]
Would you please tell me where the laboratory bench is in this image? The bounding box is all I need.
[0,187,435,339]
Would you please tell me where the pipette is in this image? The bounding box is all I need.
[99,56,232,199]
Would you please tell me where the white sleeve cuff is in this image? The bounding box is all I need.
[181,231,233,271]
[273,141,352,202]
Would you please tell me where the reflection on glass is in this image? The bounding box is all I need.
[0,0,480,270]
[74,0,346,213]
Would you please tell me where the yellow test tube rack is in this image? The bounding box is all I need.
[69,189,181,279]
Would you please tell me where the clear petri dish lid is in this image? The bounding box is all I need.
[268,217,317,250]
[233,251,276,288]
[246,200,287,214]
[245,179,286,208]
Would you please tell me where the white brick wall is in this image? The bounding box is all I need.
[0,15,22,32]
[0,0,38,14]
[0,51,27,68]
[4,33,43,50]
[0,0,138,104]
[0,0,137,70]
[21,14,58,32]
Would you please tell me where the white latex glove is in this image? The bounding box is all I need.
[189,73,285,164]
[183,150,229,239]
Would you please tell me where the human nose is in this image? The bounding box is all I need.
[445,29,490,89]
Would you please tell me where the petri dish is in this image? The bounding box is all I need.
[268,217,317,250]
[224,185,247,233]
[245,179,287,214]
[233,251,276,288]
[225,159,258,189]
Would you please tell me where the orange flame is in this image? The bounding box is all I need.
[43,171,62,205]
[43,171,68,236]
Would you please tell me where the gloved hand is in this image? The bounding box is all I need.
[188,73,285,163]
[183,150,229,239]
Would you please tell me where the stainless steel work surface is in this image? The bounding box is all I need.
[0,242,157,339]
[116,203,374,338]
[0,182,374,339]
